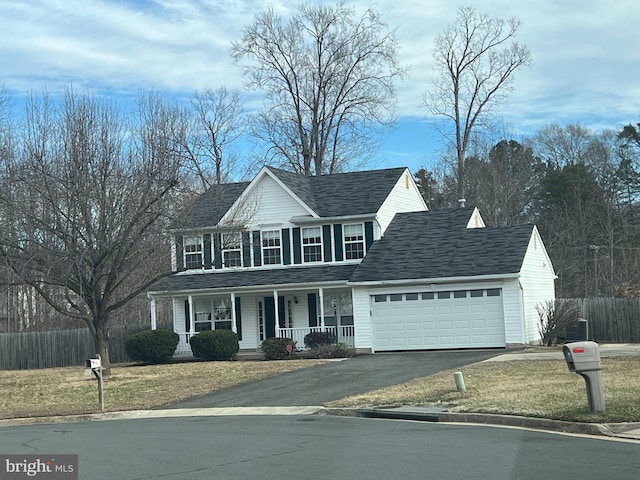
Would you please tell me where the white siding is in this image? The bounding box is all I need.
[238,296,259,349]
[376,169,427,235]
[239,174,312,229]
[519,227,556,343]
[352,287,373,350]
[502,279,525,344]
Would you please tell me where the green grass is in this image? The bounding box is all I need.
[325,357,640,423]
[1,356,639,424]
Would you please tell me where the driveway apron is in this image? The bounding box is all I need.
[164,350,502,408]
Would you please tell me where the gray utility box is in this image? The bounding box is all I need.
[562,341,605,413]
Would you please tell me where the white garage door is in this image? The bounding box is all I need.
[371,288,506,351]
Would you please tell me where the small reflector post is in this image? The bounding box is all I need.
[572,347,585,353]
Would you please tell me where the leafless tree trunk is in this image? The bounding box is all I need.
[0,89,185,375]
[426,6,531,204]
[231,3,405,175]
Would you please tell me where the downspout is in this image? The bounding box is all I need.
[518,280,527,345]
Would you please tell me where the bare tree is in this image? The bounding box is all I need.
[185,87,246,190]
[0,89,186,375]
[426,6,532,203]
[231,2,405,175]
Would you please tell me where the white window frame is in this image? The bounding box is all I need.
[222,232,243,268]
[262,229,282,265]
[343,223,365,260]
[302,226,322,263]
[184,235,203,269]
[213,298,232,330]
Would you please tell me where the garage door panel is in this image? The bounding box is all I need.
[372,290,506,351]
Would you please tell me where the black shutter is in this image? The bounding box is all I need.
[293,227,302,264]
[175,236,184,270]
[242,232,251,267]
[333,224,343,261]
[365,221,374,251]
[184,300,190,333]
[281,228,291,265]
[234,297,242,341]
[323,225,332,262]
[203,234,212,268]
[307,293,318,327]
[213,234,222,269]
[252,231,262,266]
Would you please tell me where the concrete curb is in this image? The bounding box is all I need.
[325,407,640,441]
[2,406,640,442]
[0,406,325,428]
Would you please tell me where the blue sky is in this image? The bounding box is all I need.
[2,0,639,175]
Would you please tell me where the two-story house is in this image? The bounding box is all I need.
[148,166,556,354]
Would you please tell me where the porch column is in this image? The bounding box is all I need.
[318,287,325,329]
[188,295,195,337]
[230,292,237,334]
[273,290,280,338]
[149,296,157,330]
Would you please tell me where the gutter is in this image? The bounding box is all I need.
[347,273,521,287]
[290,213,377,224]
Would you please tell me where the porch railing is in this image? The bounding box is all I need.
[174,326,355,355]
[278,326,355,349]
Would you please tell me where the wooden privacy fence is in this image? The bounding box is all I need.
[558,298,640,343]
[0,326,137,370]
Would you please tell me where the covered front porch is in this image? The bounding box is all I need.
[149,286,356,355]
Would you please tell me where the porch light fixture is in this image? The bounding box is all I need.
[293,296,298,304]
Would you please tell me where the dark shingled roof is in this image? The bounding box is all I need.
[306,167,408,217]
[266,166,410,217]
[173,167,409,231]
[170,182,250,230]
[349,210,533,282]
[151,264,358,293]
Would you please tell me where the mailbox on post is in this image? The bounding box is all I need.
[85,354,104,411]
[562,341,605,413]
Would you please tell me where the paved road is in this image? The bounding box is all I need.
[2,415,639,479]
[165,350,502,408]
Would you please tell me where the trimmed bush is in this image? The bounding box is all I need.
[261,337,296,360]
[306,343,355,359]
[190,330,239,360]
[125,329,179,364]
[304,331,336,349]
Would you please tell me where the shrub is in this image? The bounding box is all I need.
[190,330,239,360]
[304,331,336,349]
[306,343,355,359]
[125,329,179,364]
[536,300,581,346]
[261,337,296,360]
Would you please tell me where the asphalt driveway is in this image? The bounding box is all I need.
[164,349,502,408]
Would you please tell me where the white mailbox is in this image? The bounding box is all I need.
[562,341,601,372]
[86,357,102,371]
[562,341,605,413]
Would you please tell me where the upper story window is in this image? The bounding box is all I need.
[343,223,364,260]
[262,229,281,265]
[302,226,322,263]
[222,232,242,268]
[184,235,203,269]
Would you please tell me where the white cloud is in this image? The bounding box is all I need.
[0,0,638,152]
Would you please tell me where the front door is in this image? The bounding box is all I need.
[262,296,286,339]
